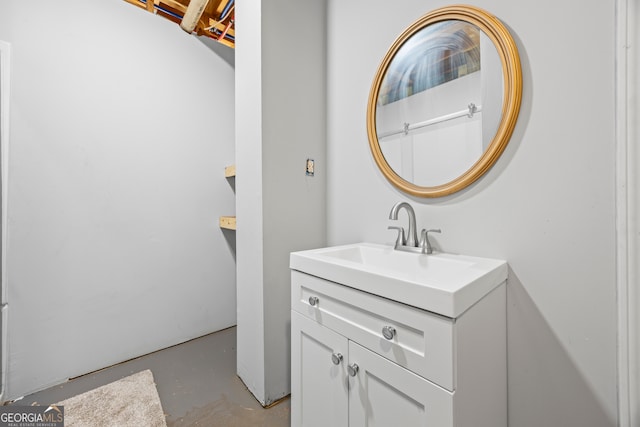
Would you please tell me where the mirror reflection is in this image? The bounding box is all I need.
[375,20,504,187]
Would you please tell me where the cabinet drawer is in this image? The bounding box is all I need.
[291,270,455,391]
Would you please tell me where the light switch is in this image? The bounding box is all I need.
[306,159,315,176]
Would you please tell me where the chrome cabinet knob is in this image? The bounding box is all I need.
[331,352,343,365]
[347,363,359,377]
[308,296,319,306]
[382,326,396,340]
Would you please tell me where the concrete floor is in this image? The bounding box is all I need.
[5,327,290,426]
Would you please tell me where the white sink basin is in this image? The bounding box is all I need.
[290,243,507,318]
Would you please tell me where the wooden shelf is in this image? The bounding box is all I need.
[224,164,236,178]
[219,216,236,230]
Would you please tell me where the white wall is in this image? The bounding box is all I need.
[327,1,617,426]
[235,0,266,402]
[236,0,326,406]
[0,0,236,399]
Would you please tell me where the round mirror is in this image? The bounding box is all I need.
[367,5,522,197]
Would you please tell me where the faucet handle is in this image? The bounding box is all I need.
[420,229,442,254]
[388,226,406,249]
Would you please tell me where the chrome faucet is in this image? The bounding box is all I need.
[388,202,418,247]
[388,202,441,254]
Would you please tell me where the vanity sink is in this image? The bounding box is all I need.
[290,243,507,318]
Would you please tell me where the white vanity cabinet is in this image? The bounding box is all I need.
[290,270,506,427]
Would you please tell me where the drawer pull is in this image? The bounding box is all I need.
[308,296,319,306]
[382,326,396,340]
[347,363,359,377]
[331,352,343,365]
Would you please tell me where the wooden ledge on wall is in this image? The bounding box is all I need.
[224,164,236,178]
[219,216,236,230]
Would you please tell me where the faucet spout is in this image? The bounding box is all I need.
[389,202,418,247]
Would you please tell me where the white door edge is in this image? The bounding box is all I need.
[616,0,639,425]
[0,39,10,402]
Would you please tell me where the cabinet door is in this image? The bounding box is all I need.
[348,341,453,427]
[291,311,349,427]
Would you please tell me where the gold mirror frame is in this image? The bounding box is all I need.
[367,5,522,197]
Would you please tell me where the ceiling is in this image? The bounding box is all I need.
[123,0,235,48]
